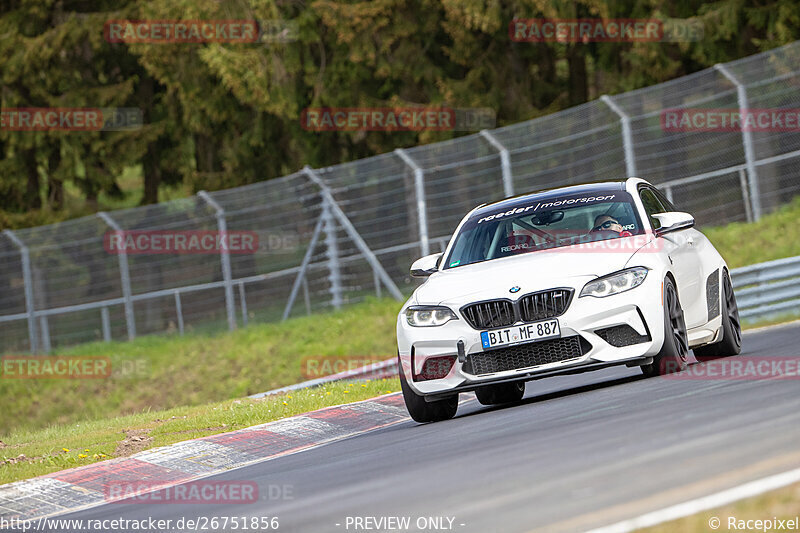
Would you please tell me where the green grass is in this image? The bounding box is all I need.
[0,378,399,485]
[1,297,401,436]
[703,196,800,268]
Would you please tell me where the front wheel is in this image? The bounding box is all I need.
[694,270,742,361]
[399,357,458,423]
[642,277,689,377]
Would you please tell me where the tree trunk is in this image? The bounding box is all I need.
[567,43,588,107]
[85,187,98,211]
[140,75,160,205]
[24,147,41,209]
[194,134,214,173]
[47,144,63,209]
[142,143,161,204]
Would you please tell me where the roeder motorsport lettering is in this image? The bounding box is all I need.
[477,194,616,224]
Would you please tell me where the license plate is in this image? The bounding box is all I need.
[480,319,560,350]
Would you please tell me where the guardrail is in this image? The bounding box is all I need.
[731,256,800,320]
[249,358,398,399]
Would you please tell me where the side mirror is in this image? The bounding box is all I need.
[653,212,695,236]
[410,253,443,278]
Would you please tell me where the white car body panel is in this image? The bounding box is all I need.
[397,178,730,397]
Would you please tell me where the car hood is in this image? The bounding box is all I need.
[414,246,638,306]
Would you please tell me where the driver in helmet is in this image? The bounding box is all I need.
[592,214,633,237]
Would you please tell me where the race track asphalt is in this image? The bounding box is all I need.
[58,322,800,533]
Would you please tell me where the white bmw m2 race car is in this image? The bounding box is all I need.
[397,178,742,422]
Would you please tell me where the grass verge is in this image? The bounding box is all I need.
[1,297,401,435]
[704,196,800,268]
[0,378,400,485]
[639,481,800,532]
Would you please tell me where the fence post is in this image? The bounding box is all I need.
[97,212,137,340]
[32,267,51,352]
[304,165,404,302]
[480,130,514,198]
[302,277,311,315]
[283,214,326,319]
[715,63,762,221]
[321,197,343,310]
[3,229,38,353]
[101,306,112,342]
[40,316,51,353]
[238,282,248,327]
[197,191,237,331]
[663,186,674,204]
[300,169,343,311]
[601,95,637,178]
[395,148,430,256]
[374,269,382,298]
[174,292,184,335]
[738,168,754,223]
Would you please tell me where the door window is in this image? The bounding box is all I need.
[639,188,666,229]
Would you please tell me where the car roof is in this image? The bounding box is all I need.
[470,180,628,219]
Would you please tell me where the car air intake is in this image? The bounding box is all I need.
[461,300,515,329]
[518,289,573,322]
[463,335,590,375]
[595,324,651,347]
[413,354,456,382]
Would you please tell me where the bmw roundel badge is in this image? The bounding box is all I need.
[509,286,521,293]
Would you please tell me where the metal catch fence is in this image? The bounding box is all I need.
[3,42,800,353]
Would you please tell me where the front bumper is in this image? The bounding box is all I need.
[422,355,652,401]
[397,273,665,396]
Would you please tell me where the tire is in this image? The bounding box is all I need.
[694,270,742,361]
[475,381,525,406]
[641,277,689,377]
[399,357,458,423]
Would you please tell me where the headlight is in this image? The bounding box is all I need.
[580,267,649,298]
[405,306,458,327]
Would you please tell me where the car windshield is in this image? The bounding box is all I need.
[444,191,643,269]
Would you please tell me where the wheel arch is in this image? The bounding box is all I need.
[664,270,677,293]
